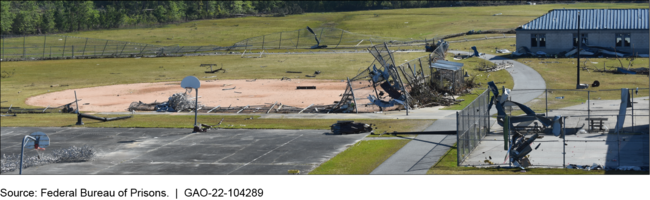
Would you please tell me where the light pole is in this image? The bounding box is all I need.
[576,11,581,89]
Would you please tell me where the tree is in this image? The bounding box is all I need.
[229,1,244,14]
[11,1,39,34]
[0,1,14,34]
[153,5,168,23]
[40,9,56,33]
[54,7,68,32]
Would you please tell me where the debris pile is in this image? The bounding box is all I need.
[330,121,373,134]
[154,92,201,112]
[128,101,160,111]
[1,145,95,173]
[477,60,513,72]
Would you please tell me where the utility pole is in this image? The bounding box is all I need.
[576,11,581,89]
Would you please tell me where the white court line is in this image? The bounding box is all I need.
[1,131,15,136]
[90,132,197,174]
[227,134,304,175]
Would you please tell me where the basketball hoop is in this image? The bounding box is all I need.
[184,87,193,94]
[34,147,46,159]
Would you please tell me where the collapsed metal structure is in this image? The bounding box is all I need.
[330,40,466,113]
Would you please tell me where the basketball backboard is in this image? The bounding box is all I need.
[25,132,50,149]
[181,76,201,89]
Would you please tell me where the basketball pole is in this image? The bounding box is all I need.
[19,136,35,175]
[193,88,198,132]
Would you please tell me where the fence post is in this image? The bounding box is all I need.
[119,43,127,56]
[456,111,460,166]
[23,35,26,59]
[245,39,248,50]
[545,89,548,117]
[279,32,282,49]
[139,44,148,55]
[562,116,566,168]
[43,35,47,59]
[631,89,634,133]
[101,40,108,56]
[296,29,300,49]
[617,120,621,167]
[587,91,590,131]
[71,45,74,58]
[61,36,67,58]
[49,46,52,58]
[2,35,4,61]
[262,35,265,50]
[81,38,88,57]
[335,29,344,48]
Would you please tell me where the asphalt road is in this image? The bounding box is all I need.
[1,127,366,175]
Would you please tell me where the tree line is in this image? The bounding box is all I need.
[1,1,550,35]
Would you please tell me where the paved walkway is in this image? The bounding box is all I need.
[371,52,546,174]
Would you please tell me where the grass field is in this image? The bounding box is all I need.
[427,143,648,174]
[309,139,410,174]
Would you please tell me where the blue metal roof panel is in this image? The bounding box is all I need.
[520,9,648,30]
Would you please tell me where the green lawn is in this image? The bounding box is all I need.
[427,143,608,174]
[309,139,410,174]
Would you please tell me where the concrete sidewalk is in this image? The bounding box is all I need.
[370,113,457,174]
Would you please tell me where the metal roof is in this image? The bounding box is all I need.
[430,60,463,71]
[520,9,648,30]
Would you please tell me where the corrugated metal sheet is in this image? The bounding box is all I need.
[520,9,648,30]
[430,60,463,71]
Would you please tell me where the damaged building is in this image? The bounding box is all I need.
[515,9,649,55]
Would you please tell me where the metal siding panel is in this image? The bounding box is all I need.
[625,10,629,29]
[522,9,648,30]
[559,10,564,30]
[585,10,590,29]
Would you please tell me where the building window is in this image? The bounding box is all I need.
[615,33,631,47]
[573,33,588,47]
[530,34,545,47]
[539,34,546,47]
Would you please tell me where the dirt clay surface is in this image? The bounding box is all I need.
[26,79,348,112]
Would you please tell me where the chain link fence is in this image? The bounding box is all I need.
[456,88,491,165]
[0,34,228,61]
[1,27,515,61]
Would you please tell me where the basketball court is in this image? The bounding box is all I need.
[1,127,366,175]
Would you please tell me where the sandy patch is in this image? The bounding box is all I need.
[26,79,348,112]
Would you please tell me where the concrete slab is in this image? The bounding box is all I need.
[1,127,366,175]
[462,133,649,168]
